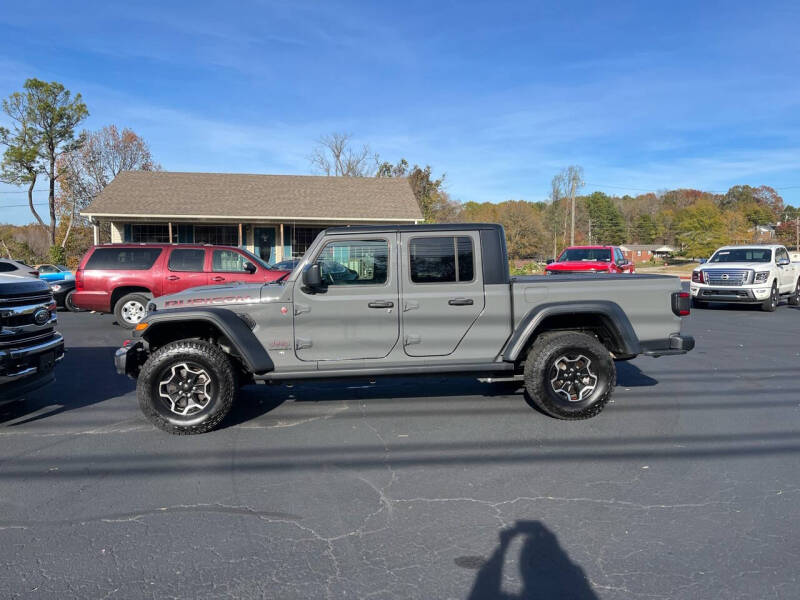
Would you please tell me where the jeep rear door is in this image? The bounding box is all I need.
[293,235,399,361]
[399,231,485,356]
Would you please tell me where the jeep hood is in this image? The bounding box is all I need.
[149,281,284,310]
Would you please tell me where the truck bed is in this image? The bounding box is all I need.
[511,273,684,347]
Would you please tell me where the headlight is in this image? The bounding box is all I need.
[754,271,769,284]
[50,284,62,291]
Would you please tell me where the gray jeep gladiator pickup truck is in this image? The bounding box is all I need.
[115,224,694,434]
[1,274,64,405]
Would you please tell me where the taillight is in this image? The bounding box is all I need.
[31,270,39,277]
[691,270,705,283]
[75,268,84,291]
[672,291,691,316]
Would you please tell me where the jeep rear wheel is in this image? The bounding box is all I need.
[137,340,237,434]
[523,331,615,420]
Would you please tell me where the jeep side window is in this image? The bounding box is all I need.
[409,236,474,283]
[169,249,205,272]
[314,239,388,285]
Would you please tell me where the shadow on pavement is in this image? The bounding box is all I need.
[466,521,597,600]
[0,346,135,427]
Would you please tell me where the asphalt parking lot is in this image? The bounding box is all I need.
[1,296,799,599]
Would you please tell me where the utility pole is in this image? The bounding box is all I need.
[796,215,799,251]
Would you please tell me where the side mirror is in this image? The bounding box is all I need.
[244,262,257,274]
[546,259,554,265]
[302,263,323,288]
[777,257,790,266]
[698,258,707,264]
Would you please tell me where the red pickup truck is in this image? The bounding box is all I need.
[73,244,290,328]
[545,245,635,275]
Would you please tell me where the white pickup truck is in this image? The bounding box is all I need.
[690,244,800,311]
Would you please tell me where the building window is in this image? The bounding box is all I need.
[130,224,170,243]
[290,226,326,258]
[194,225,238,246]
[637,250,642,256]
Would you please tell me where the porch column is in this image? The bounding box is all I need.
[168,222,173,243]
[238,223,243,247]
[93,221,100,245]
[277,224,284,262]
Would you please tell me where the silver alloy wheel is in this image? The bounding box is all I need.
[120,299,146,324]
[158,362,212,416]
[549,354,598,402]
[771,286,778,308]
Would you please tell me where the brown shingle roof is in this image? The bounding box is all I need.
[82,171,422,222]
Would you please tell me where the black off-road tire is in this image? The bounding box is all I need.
[523,331,616,420]
[64,290,83,312]
[788,278,800,306]
[761,282,778,312]
[114,292,150,328]
[137,340,237,434]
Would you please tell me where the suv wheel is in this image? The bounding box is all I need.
[761,282,778,312]
[115,293,149,328]
[523,331,615,420]
[137,340,237,434]
[788,278,800,306]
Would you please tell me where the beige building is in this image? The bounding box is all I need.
[81,171,423,264]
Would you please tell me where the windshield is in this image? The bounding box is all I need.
[557,248,611,262]
[709,248,772,263]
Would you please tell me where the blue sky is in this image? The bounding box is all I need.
[1,0,799,224]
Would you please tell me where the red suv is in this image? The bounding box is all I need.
[545,246,635,275]
[73,244,290,328]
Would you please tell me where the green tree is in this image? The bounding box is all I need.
[633,214,657,243]
[377,159,454,222]
[0,78,89,245]
[583,192,626,245]
[673,201,727,257]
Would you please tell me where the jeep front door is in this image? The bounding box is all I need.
[293,236,399,361]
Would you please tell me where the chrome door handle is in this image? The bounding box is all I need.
[166,275,179,281]
[448,298,474,306]
[368,300,394,308]
[211,276,225,282]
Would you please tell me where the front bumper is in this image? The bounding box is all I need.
[690,284,771,303]
[0,334,65,402]
[641,334,695,357]
[115,341,146,378]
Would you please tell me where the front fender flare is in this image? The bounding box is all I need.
[136,307,274,374]
[502,300,641,362]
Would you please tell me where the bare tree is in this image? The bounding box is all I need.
[58,125,160,247]
[551,166,585,246]
[309,132,377,177]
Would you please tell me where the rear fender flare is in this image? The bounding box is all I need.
[502,301,641,362]
[137,307,274,374]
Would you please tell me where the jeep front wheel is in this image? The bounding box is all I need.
[137,340,237,434]
[523,331,615,420]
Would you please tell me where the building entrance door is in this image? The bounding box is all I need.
[254,227,276,264]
